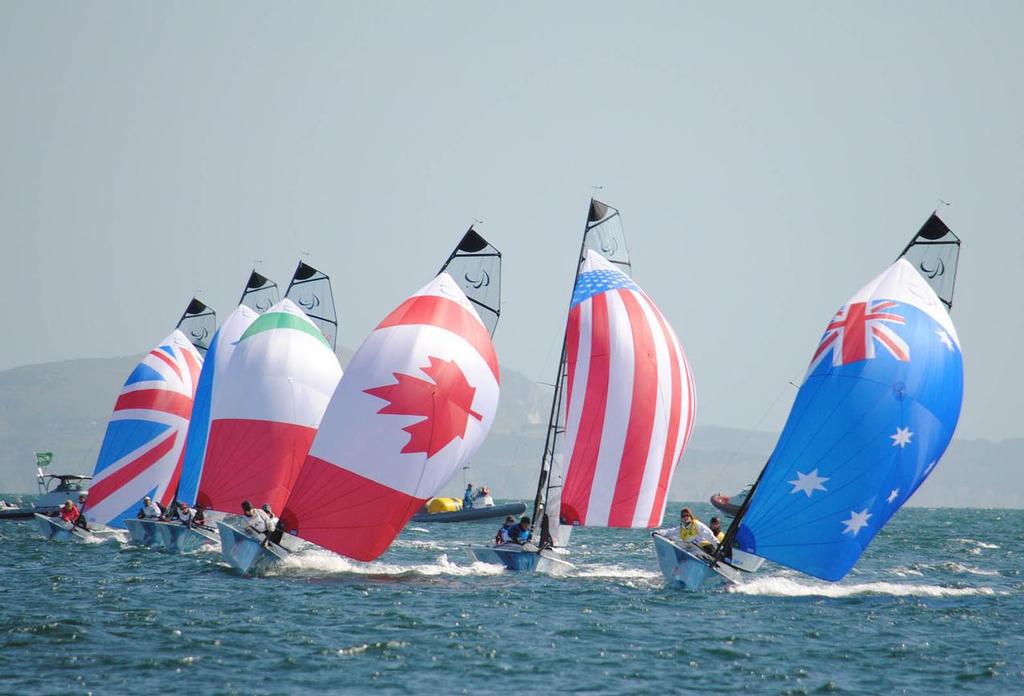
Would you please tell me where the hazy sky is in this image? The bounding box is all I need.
[2,2,1022,441]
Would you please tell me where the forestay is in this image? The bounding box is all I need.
[281,272,500,561]
[176,304,259,507]
[238,270,280,315]
[734,259,964,581]
[86,330,203,528]
[176,298,217,355]
[438,227,502,337]
[560,251,695,528]
[285,261,339,351]
[197,299,342,514]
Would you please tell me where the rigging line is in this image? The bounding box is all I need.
[724,378,798,470]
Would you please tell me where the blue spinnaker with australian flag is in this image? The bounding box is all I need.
[735,258,964,581]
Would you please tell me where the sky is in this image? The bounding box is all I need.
[1,2,1022,442]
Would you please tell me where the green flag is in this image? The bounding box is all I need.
[35,451,53,468]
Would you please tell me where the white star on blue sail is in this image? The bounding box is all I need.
[841,509,871,536]
[935,328,954,352]
[890,427,913,448]
[787,469,829,497]
[887,488,900,503]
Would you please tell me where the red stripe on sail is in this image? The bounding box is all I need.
[196,419,315,514]
[647,300,685,527]
[281,455,427,562]
[560,293,611,526]
[608,290,659,527]
[376,295,499,381]
[114,390,194,420]
[564,304,582,425]
[151,349,183,381]
[87,431,177,505]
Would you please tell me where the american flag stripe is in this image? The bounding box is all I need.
[607,288,659,527]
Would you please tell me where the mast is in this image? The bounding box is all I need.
[529,199,629,544]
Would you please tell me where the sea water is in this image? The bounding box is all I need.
[1,504,1021,694]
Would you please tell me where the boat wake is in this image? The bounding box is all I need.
[273,550,505,578]
[574,564,661,585]
[730,576,999,598]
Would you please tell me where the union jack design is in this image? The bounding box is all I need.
[85,330,202,528]
[809,300,909,371]
[560,251,695,529]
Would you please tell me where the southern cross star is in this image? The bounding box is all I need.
[890,427,913,448]
[787,469,829,497]
[841,509,872,536]
[935,328,954,352]
[887,488,900,504]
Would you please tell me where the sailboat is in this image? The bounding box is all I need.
[468,200,696,573]
[71,311,204,544]
[655,213,963,589]
[219,233,502,575]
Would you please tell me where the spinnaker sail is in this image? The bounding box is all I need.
[438,227,502,337]
[285,260,338,351]
[722,215,963,582]
[176,298,217,355]
[239,270,280,315]
[280,272,500,561]
[559,251,695,529]
[175,304,259,507]
[196,299,342,515]
[85,330,203,528]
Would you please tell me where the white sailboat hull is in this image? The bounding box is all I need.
[124,518,164,547]
[154,521,219,553]
[217,521,290,576]
[33,513,91,542]
[467,543,575,574]
[652,533,742,590]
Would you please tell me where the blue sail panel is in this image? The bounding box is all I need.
[175,331,220,506]
[736,260,963,581]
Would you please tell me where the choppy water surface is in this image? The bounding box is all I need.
[2,505,1021,694]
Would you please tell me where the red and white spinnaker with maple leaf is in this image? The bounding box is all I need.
[281,272,500,561]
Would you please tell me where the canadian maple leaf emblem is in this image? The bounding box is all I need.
[364,355,483,458]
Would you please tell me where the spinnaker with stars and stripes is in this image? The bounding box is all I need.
[560,250,695,529]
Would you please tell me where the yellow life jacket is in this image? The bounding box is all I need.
[679,520,700,541]
[714,531,725,543]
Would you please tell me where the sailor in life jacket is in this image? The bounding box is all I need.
[671,507,719,551]
[138,496,163,520]
[55,499,80,526]
[241,500,273,538]
[261,503,279,531]
[709,516,726,544]
[175,501,197,527]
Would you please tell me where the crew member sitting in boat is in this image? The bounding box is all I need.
[261,503,279,531]
[174,501,197,527]
[463,484,475,510]
[138,496,163,520]
[671,508,719,552]
[510,516,531,545]
[494,515,516,544]
[709,516,725,544]
[74,493,89,531]
[52,499,80,526]
[241,500,273,540]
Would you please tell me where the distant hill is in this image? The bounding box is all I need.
[1,357,1020,507]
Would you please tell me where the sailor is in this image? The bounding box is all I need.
[74,493,89,531]
[241,500,273,539]
[476,486,495,508]
[709,516,725,544]
[193,505,208,527]
[494,515,516,544]
[138,496,163,520]
[56,499,80,526]
[463,484,475,510]
[176,501,196,527]
[672,507,718,552]
[511,516,531,545]
[261,503,279,531]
